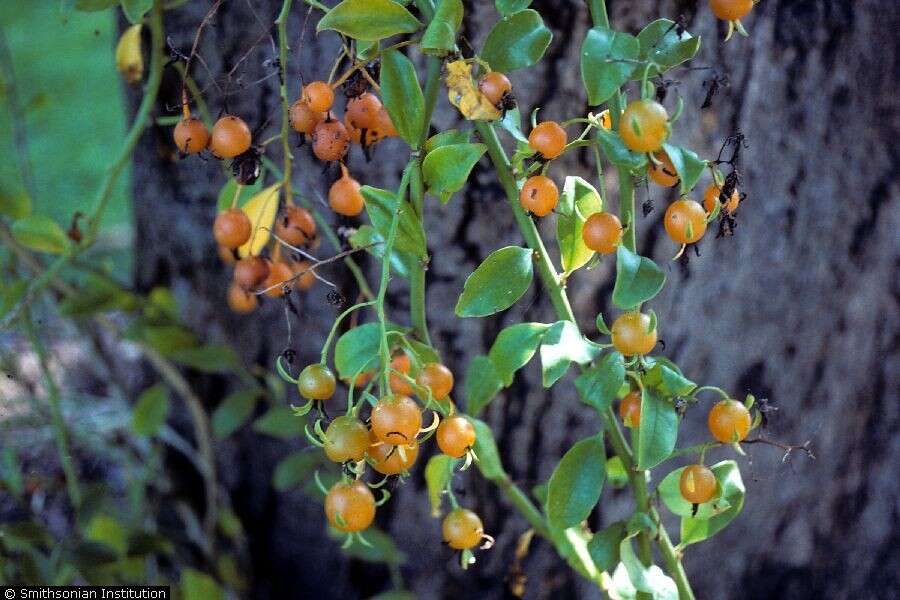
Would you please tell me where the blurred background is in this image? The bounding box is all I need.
[0,1,897,599]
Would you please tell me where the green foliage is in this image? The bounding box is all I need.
[211,390,259,440]
[679,461,745,546]
[574,351,625,412]
[455,246,534,317]
[580,27,639,105]
[539,320,601,387]
[425,455,457,516]
[464,355,504,415]
[422,143,486,203]
[421,0,463,56]
[120,0,152,23]
[637,387,679,470]
[467,417,505,480]
[596,128,648,171]
[547,435,606,529]
[380,49,426,147]
[495,0,532,15]
[317,0,422,41]
[588,521,625,572]
[10,215,69,254]
[662,143,707,194]
[556,177,603,274]
[131,384,169,437]
[481,10,552,72]
[361,186,427,257]
[633,19,701,79]
[612,246,665,310]
[487,322,550,386]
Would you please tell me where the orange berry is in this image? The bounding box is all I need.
[648,151,679,187]
[436,415,476,458]
[703,184,740,215]
[173,117,209,154]
[275,206,317,248]
[329,165,365,217]
[323,416,370,463]
[373,107,398,138]
[209,115,252,159]
[371,395,421,445]
[664,199,707,244]
[442,508,484,550]
[368,438,419,475]
[312,118,350,162]
[233,256,270,291]
[611,312,657,356]
[707,399,752,443]
[298,363,336,401]
[709,0,753,21]
[289,99,324,134]
[528,121,567,159]
[416,362,454,400]
[218,245,238,266]
[213,208,252,249]
[227,282,257,313]
[581,212,622,254]
[345,92,383,131]
[388,353,413,396]
[325,480,375,532]
[262,260,294,298]
[478,72,512,107]
[303,80,335,113]
[619,391,641,427]
[679,464,717,504]
[519,175,559,217]
[619,99,669,152]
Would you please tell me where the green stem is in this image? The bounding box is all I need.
[23,311,82,509]
[474,123,576,322]
[0,1,165,331]
[276,0,295,202]
[408,166,431,345]
[376,164,414,393]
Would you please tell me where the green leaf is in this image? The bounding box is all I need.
[252,406,301,439]
[317,0,422,41]
[499,106,528,143]
[636,387,678,470]
[0,190,31,218]
[467,417,506,480]
[580,27,640,105]
[85,514,127,556]
[424,128,472,153]
[74,0,119,11]
[455,246,534,317]
[464,355,504,415]
[334,322,382,379]
[557,177,603,274]
[349,224,413,279]
[0,280,27,321]
[181,568,224,600]
[422,143,486,203]
[404,339,441,366]
[212,390,259,440]
[661,143,706,195]
[658,465,731,520]
[132,384,169,437]
[612,246,665,310]
[361,186,427,258]
[588,521,625,572]
[329,526,406,565]
[487,322,550,386]
[606,455,628,488]
[168,345,240,374]
[421,0,463,56]
[367,592,415,600]
[574,351,625,412]
[596,128,648,171]
[619,537,679,599]
[680,460,745,546]
[495,0,531,15]
[540,320,602,387]
[120,0,152,24]
[546,435,606,529]
[272,451,322,491]
[424,455,457,516]
[11,215,69,254]
[216,176,263,211]
[633,19,701,79]
[380,49,426,147]
[481,9,552,73]
[644,363,696,397]
[135,324,197,355]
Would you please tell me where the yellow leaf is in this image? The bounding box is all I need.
[445,59,501,121]
[238,183,282,258]
[115,24,143,85]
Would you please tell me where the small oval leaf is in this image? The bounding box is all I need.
[455,246,534,317]
[380,49,426,147]
[547,435,606,529]
[481,9,552,73]
[11,215,69,254]
[422,143,486,203]
[317,0,422,41]
[612,246,665,310]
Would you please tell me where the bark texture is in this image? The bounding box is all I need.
[130,0,899,598]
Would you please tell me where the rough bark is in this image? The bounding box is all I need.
[130,1,899,598]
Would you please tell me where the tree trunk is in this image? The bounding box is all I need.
[130,0,899,598]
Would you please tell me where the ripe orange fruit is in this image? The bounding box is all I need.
[209,115,252,158]
[519,175,559,217]
[528,121,567,159]
[619,99,669,152]
[664,199,707,244]
[173,117,209,154]
[329,165,365,217]
[581,212,622,254]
